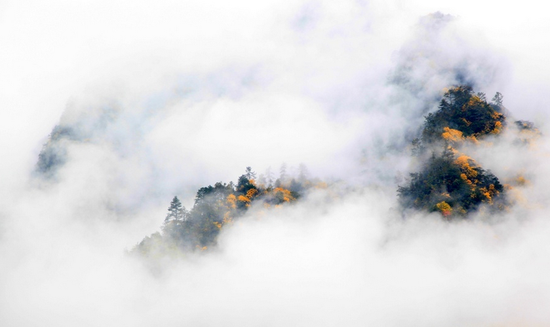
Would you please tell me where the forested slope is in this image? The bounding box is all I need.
[133,167,327,257]
[398,85,539,217]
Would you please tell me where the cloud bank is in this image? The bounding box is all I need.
[1,0,550,325]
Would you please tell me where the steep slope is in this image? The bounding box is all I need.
[398,86,536,217]
[133,167,326,257]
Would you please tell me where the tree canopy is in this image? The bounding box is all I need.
[133,166,325,257]
[398,86,517,217]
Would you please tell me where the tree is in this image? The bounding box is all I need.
[398,87,508,217]
[421,86,504,144]
[492,92,503,107]
[279,163,287,183]
[237,174,257,197]
[476,92,486,102]
[289,178,304,199]
[245,166,256,180]
[133,165,320,256]
[165,196,185,222]
[298,163,309,182]
[265,166,274,189]
[257,174,267,188]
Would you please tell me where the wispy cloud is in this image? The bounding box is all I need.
[1,0,549,325]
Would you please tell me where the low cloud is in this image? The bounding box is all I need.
[1,0,550,326]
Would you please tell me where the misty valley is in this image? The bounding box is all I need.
[4,5,550,326]
[35,84,539,262]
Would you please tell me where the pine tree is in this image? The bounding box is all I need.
[165,196,184,222]
[279,163,287,183]
[265,166,274,189]
[492,92,503,107]
[298,163,309,182]
[476,92,487,102]
[245,166,256,180]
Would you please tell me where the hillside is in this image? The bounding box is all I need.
[398,85,537,217]
[133,167,326,257]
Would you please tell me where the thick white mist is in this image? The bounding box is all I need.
[1,0,550,326]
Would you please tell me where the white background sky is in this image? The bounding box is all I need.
[1,0,549,183]
[1,1,550,326]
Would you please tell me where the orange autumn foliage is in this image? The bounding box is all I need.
[435,201,452,217]
[442,127,463,143]
[246,188,258,199]
[226,194,237,209]
[455,155,478,179]
[273,187,295,202]
[237,195,250,203]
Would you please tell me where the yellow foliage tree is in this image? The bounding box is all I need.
[226,194,237,209]
[441,127,463,143]
[455,155,478,179]
[238,195,251,203]
[273,187,295,203]
[491,121,503,134]
[246,188,258,199]
[435,201,452,217]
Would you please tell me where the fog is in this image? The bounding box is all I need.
[1,0,550,325]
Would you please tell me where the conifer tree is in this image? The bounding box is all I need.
[492,92,503,107]
[279,163,287,183]
[245,166,256,180]
[165,196,184,222]
[265,166,274,189]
